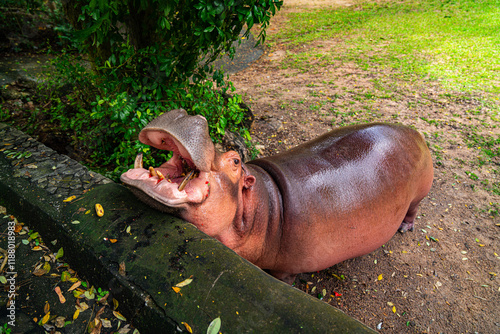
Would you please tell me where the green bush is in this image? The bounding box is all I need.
[4,0,281,180]
[35,52,250,180]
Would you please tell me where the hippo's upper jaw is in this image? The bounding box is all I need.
[120,109,215,209]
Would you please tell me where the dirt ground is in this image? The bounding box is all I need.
[228,1,500,333]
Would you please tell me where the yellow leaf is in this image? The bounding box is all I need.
[175,276,194,287]
[113,298,119,310]
[63,196,76,202]
[113,311,127,321]
[73,309,80,320]
[172,286,181,293]
[73,290,84,298]
[181,322,193,333]
[378,274,383,281]
[41,312,50,325]
[95,204,104,217]
[392,306,396,313]
[109,239,118,243]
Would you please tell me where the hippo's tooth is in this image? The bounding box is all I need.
[178,170,195,191]
[156,169,165,181]
[134,153,143,169]
[149,166,158,178]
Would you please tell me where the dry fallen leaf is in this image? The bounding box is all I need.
[32,268,47,277]
[181,322,193,333]
[54,316,66,328]
[55,286,66,304]
[73,308,80,320]
[101,319,112,328]
[90,319,102,334]
[95,204,104,217]
[119,262,126,277]
[76,302,89,312]
[96,306,106,319]
[68,281,82,292]
[113,310,127,321]
[41,312,50,325]
[63,196,76,202]
[44,301,50,314]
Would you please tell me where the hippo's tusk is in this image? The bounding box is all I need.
[134,153,143,169]
[178,170,195,191]
[149,166,158,178]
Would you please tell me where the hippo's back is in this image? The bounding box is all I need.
[248,123,433,272]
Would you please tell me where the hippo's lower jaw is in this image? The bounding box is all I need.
[121,164,210,208]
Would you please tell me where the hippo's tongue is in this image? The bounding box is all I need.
[138,109,215,172]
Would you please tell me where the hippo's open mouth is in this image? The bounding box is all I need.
[120,109,215,208]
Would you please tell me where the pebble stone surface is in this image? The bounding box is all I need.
[0,122,112,198]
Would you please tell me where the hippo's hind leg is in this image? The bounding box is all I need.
[398,200,420,233]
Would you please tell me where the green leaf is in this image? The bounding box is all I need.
[61,271,72,282]
[55,247,64,260]
[207,317,221,334]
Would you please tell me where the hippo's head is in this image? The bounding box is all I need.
[120,109,255,215]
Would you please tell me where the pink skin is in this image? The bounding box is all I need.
[121,109,434,284]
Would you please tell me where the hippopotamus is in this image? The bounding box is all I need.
[121,109,433,283]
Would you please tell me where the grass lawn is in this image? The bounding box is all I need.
[271,0,500,94]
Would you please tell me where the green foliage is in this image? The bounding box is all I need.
[70,0,282,84]
[21,0,281,180]
[35,52,250,179]
[0,323,11,334]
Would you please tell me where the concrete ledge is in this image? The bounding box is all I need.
[0,123,376,333]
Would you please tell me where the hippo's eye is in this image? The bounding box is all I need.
[233,158,240,165]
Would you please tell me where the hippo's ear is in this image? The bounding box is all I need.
[243,174,256,189]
